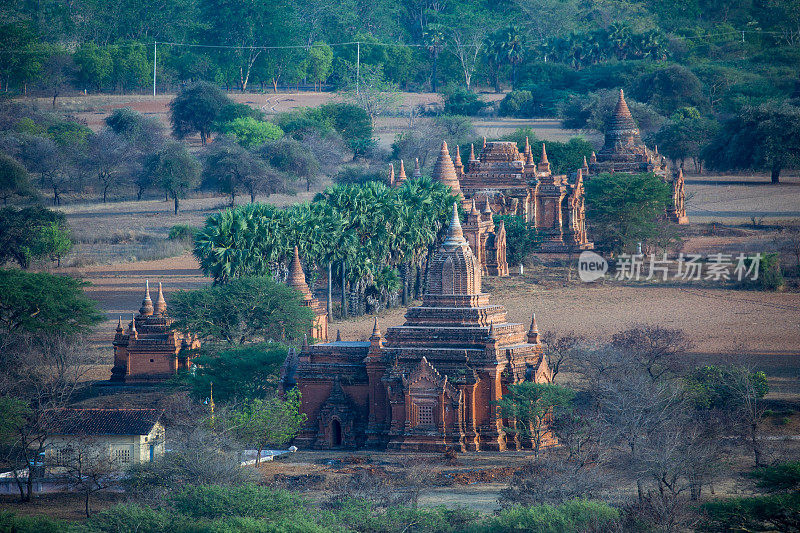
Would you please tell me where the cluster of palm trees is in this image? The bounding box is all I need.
[545,24,667,69]
[194,176,457,316]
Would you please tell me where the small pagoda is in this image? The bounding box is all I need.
[587,89,688,224]
[111,281,199,383]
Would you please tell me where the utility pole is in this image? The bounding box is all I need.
[152,42,157,98]
[327,262,332,320]
[356,41,360,96]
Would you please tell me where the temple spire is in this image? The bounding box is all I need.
[433,141,462,196]
[154,282,167,315]
[590,151,597,164]
[287,246,312,300]
[388,163,395,187]
[139,280,154,316]
[413,157,422,178]
[469,197,480,217]
[582,155,589,171]
[130,313,138,337]
[371,317,381,339]
[469,143,476,161]
[527,313,539,343]
[615,88,633,121]
[397,159,407,186]
[482,196,492,216]
[116,316,123,333]
[443,202,466,247]
[336,329,341,342]
[302,334,309,350]
[488,320,497,340]
[537,143,551,174]
[454,145,464,176]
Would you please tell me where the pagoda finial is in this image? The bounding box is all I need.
[130,313,138,337]
[116,316,123,333]
[139,280,154,316]
[487,320,498,340]
[287,246,312,299]
[524,136,531,156]
[614,88,633,120]
[397,159,407,185]
[537,143,551,174]
[443,202,466,246]
[413,157,422,178]
[469,197,479,216]
[388,163,395,187]
[336,329,341,342]
[433,141,462,195]
[527,313,539,343]
[371,317,381,339]
[582,155,589,169]
[482,195,492,215]
[154,282,167,315]
[482,136,486,149]
[590,151,597,164]
[469,143,476,161]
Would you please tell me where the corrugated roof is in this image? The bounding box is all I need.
[46,408,162,436]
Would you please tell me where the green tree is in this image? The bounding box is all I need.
[73,43,112,92]
[31,222,71,267]
[497,382,575,458]
[188,343,288,402]
[0,207,72,269]
[259,138,320,192]
[170,277,314,344]
[0,22,43,94]
[651,107,719,172]
[144,141,201,214]
[0,268,102,338]
[203,136,280,204]
[584,172,672,254]
[306,43,333,91]
[0,152,34,205]
[703,101,800,183]
[170,81,233,146]
[217,117,284,149]
[496,215,541,264]
[226,390,306,464]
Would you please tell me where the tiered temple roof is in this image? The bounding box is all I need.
[111,281,198,383]
[289,204,550,451]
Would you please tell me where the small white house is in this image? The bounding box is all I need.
[44,408,165,468]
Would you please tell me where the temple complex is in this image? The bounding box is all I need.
[284,204,552,451]
[110,281,199,383]
[587,89,688,224]
[287,246,329,343]
[439,139,592,253]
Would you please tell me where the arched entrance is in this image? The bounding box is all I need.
[331,419,342,447]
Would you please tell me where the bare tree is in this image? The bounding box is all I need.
[610,325,692,382]
[344,64,401,129]
[446,14,487,90]
[0,334,93,502]
[52,434,119,517]
[87,129,131,203]
[541,330,584,382]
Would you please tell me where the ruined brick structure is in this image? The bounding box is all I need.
[587,89,688,224]
[111,282,199,383]
[451,139,593,253]
[287,246,329,343]
[284,205,552,451]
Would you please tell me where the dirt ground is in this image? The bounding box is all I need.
[30,91,594,149]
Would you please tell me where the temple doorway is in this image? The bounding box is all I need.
[331,420,342,447]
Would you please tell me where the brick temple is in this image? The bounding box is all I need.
[587,89,688,224]
[283,204,552,451]
[438,139,593,254]
[111,281,199,383]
